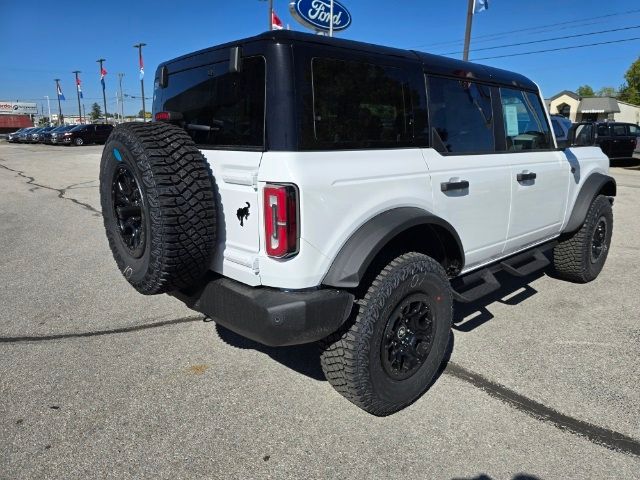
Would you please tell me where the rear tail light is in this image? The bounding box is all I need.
[263,184,299,258]
[154,111,183,122]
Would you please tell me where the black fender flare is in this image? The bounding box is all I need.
[322,207,464,289]
[564,173,616,233]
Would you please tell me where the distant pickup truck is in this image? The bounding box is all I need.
[572,121,638,160]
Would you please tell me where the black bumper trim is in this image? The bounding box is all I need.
[171,276,354,347]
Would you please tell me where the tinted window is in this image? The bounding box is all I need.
[629,124,639,135]
[308,58,414,149]
[163,56,266,148]
[427,76,494,153]
[499,88,551,150]
[612,124,628,136]
[597,124,609,136]
[574,124,594,146]
[551,119,564,138]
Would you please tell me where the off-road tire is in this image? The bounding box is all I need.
[553,194,613,283]
[100,122,217,295]
[320,252,453,416]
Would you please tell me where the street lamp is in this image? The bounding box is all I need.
[96,58,108,123]
[133,43,146,121]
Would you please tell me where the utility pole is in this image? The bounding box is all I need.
[54,79,63,125]
[82,103,86,123]
[44,96,52,126]
[118,73,125,123]
[96,58,108,123]
[133,43,146,121]
[462,0,474,61]
[72,71,82,123]
[329,0,334,37]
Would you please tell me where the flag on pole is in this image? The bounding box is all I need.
[100,68,107,89]
[57,83,65,101]
[272,10,284,30]
[139,50,145,80]
[76,76,83,99]
[474,0,489,14]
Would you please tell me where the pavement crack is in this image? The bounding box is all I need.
[445,361,640,457]
[0,162,102,216]
[0,315,204,344]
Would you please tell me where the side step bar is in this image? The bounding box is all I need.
[452,243,556,303]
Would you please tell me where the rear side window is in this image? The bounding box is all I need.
[597,124,609,136]
[499,88,551,151]
[612,124,628,136]
[162,56,266,149]
[629,124,639,135]
[307,58,413,149]
[427,76,494,154]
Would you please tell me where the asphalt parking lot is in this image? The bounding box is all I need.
[1,142,639,479]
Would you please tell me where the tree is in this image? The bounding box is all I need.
[90,102,102,121]
[618,56,640,105]
[577,85,595,97]
[137,110,152,119]
[596,86,617,97]
[38,117,50,126]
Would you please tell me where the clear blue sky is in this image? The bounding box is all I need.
[1,0,639,117]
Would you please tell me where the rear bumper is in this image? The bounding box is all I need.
[171,276,354,347]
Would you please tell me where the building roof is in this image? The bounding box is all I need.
[577,97,620,114]
[546,90,580,102]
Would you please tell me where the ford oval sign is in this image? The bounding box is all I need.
[289,0,352,32]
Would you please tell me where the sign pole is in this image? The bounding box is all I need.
[97,58,108,123]
[329,0,334,37]
[54,79,63,125]
[463,0,474,61]
[269,0,273,30]
[134,44,147,122]
[72,71,82,123]
[45,96,52,126]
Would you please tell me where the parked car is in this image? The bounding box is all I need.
[31,126,56,143]
[44,125,75,144]
[17,127,38,143]
[8,128,29,143]
[100,30,615,416]
[571,121,638,160]
[550,114,572,147]
[62,123,113,146]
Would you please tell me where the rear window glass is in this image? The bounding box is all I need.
[612,124,628,136]
[305,57,414,149]
[629,124,639,135]
[427,76,494,154]
[162,56,266,149]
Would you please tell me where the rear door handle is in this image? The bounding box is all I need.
[517,172,537,182]
[440,180,469,192]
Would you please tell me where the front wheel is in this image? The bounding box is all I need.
[320,252,453,416]
[553,194,613,283]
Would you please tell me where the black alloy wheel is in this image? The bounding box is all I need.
[111,163,145,258]
[381,293,435,380]
[590,217,607,263]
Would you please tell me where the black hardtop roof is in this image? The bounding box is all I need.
[162,30,537,91]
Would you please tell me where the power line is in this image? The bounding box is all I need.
[412,8,640,49]
[472,36,640,61]
[440,24,640,56]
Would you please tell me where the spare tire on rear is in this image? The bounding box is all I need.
[99,122,217,295]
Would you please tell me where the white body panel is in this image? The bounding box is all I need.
[204,145,609,289]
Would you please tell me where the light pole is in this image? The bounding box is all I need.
[54,79,63,125]
[96,58,108,123]
[44,96,52,126]
[329,0,334,37]
[72,71,82,123]
[462,0,474,61]
[133,43,146,121]
[118,73,125,123]
[258,0,273,31]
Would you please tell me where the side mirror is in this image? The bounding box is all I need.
[568,123,595,147]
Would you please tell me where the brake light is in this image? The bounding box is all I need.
[154,111,170,121]
[263,184,298,258]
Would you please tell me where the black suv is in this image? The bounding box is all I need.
[573,122,638,160]
[62,123,114,146]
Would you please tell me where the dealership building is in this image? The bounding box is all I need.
[546,91,640,124]
[0,101,38,133]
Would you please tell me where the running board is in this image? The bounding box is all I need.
[452,244,555,303]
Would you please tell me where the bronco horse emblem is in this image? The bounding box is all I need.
[236,202,250,226]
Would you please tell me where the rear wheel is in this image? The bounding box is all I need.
[74,137,84,146]
[320,252,452,416]
[100,122,217,295]
[553,194,613,283]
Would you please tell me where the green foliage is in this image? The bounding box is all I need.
[576,85,595,97]
[596,86,617,97]
[38,117,50,126]
[137,110,152,119]
[618,57,640,105]
[90,102,102,121]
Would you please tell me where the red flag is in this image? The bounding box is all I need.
[271,10,283,30]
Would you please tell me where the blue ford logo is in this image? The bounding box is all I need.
[289,0,352,32]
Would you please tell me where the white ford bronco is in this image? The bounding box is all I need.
[99,31,615,415]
